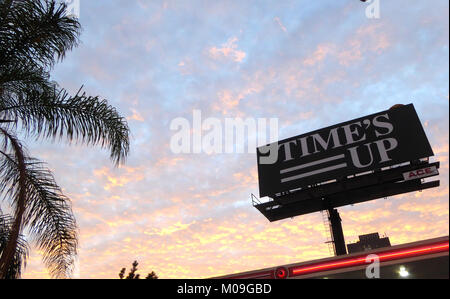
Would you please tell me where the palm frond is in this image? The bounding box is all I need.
[0,134,77,278]
[0,213,29,279]
[0,0,131,278]
[21,157,78,279]
[1,85,130,165]
[0,0,81,70]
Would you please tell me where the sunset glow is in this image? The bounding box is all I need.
[11,0,448,279]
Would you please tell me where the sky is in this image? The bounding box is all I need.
[13,0,449,278]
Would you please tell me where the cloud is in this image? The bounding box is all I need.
[208,37,246,63]
[93,166,145,191]
[303,43,336,66]
[127,108,145,122]
[273,17,287,33]
[18,0,449,279]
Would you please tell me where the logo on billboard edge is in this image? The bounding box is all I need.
[403,166,439,181]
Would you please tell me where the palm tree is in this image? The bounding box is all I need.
[0,213,29,279]
[0,0,130,278]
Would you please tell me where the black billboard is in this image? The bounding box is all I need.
[256,104,434,198]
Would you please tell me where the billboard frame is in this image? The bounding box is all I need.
[256,104,434,198]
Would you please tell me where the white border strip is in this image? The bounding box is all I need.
[280,154,345,174]
[281,163,348,183]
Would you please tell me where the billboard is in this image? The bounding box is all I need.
[256,104,434,198]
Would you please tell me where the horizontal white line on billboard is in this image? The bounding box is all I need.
[280,154,345,174]
[281,163,348,183]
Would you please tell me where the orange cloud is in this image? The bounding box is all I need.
[127,108,145,122]
[93,166,145,190]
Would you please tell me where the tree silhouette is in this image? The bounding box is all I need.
[145,271,158,279]
[119,261,158,279]
[0,0,130,278]
[0,214,29,279]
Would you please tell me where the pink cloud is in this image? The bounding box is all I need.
[303,43,336,66]
[208,37,246,63]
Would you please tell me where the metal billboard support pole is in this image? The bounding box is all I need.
[328,208,347,256]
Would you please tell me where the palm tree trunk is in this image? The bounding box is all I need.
[0,128,27,279]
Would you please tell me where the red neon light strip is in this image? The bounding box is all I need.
[291,242,449,276]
